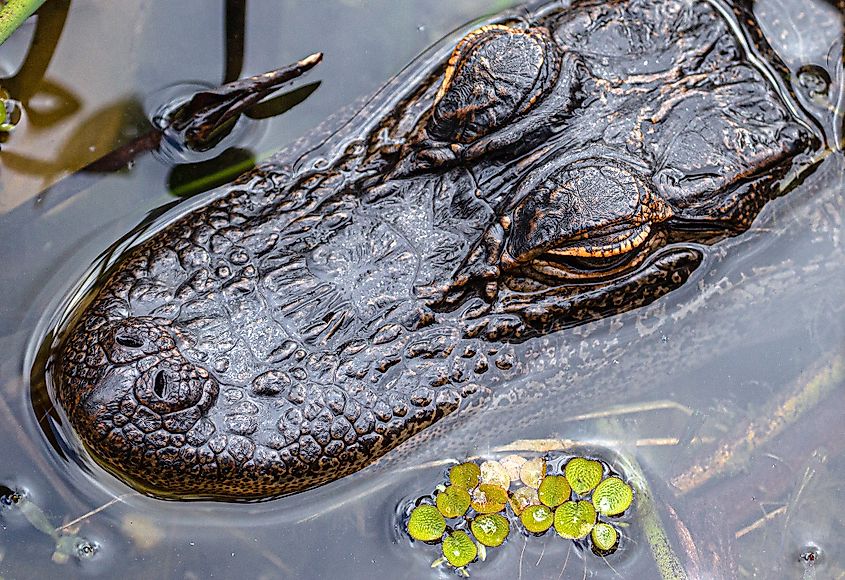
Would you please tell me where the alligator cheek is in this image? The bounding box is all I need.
[76,366,139,443]
[79,367,138,423]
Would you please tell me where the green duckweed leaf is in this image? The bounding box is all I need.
[471,513,510,547]
[449,462,481,490]
[408,505,446,542]
[564,458,604,495]
[591,522,619,552]
[538,475,571,508]
[592,477,633,516]
[442,530,477,567]
[554,500,597,540]
[471,484,508,514]
[436,485,471,519]
[519,504,554,534]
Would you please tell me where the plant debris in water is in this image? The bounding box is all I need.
[0,88,21,136]
[0,485,98,564]
[403,454,634,573]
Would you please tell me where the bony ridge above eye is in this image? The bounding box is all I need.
[427,24,561,144]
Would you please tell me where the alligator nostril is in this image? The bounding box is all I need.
[115,334,144,348]
[153,370,167,398]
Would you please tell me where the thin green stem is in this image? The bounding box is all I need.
[0,0,46,45]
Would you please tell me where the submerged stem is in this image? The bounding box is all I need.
[616,454,690,580]
[671,353,844,494]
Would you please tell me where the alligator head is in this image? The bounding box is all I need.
[55,0,816,499]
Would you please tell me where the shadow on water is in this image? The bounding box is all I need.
[2,0,75,126]
[0,0,843,578]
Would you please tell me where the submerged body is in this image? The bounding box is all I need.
[55,0,818,498]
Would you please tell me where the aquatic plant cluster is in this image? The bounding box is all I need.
[405,455,634,573]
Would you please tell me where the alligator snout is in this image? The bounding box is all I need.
[53,0,814,500]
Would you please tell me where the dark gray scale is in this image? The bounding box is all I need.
[428,25,559,143]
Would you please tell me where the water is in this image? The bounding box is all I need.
[0,0,843,578]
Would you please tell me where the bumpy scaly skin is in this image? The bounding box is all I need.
[56,0,817,498]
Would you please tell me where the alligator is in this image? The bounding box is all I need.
[54,0,820,499]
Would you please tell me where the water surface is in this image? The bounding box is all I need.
[0,1,843,578]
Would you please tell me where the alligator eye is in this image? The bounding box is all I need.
[502,161,673,280]
[428,25,559,144]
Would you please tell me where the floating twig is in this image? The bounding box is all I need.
[55,494,131,534]
[560,400,694,423]
[734,504,787,540]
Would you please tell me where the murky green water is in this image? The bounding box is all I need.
[0,1,843,578]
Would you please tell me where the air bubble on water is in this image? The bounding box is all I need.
[798,543,822,580]
[796,65,831,105]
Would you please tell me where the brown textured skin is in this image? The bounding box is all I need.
[55,0,818,499]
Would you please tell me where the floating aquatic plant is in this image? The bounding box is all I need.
[442,530,477,567]
[480,460,510,489]
[0,0,47,46]
[509,486,539,515]
[554,500,597,539]
[449,462,481,490]
[520,504,554,534]
[593,476,634,516]
[499,454,527,482]
[471,513,509,547]
[407,504,446,542]
[538,475,571,508]
[565,457,603,495]
[520,457,546,488]
[403,453,635,573]
[0,89,20,134]
[436,485,471,518]
[471,483,508,514]
[591,522,620,553]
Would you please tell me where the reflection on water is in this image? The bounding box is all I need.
[0,0,843,578]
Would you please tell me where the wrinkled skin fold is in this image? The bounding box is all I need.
[55,0,817,499]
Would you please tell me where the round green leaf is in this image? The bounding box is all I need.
[442,530,477,567]
[564,458,604,495]
[449,462,481,490]
[538,475,571,508]
[554,500,597,539]
[591,522,619,552]
[592,477,633,516]
[408,505,446,542]
[471,513,510,547]
[519,504,554,534]
[471,484,508,514]
[436,485,471,518]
